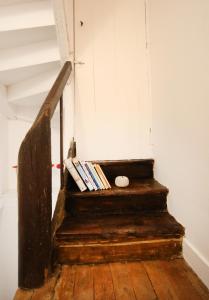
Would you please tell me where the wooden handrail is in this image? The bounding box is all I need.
[18,61,72,289]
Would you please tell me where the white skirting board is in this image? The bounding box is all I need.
[183,238,209,289]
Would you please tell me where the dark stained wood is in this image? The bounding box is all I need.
[66,179,168,215]
[66,159,154,191]
[93,159,154,181]
[110,262,136,300]
[18,114,52,289]
[127,262,157,299]
[51,190,66,239]
[56,212,184,242]
[60,94,64,188]
[55,211,184,264]
[18,61,72,289]
[14,259,209,300]
[56,238,182,265]
[54,265,76,300]
[35,61,72,121]
[73,265,94,300]
[93,264,115,300]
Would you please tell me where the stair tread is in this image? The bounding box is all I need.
[56,211,184,244]
[67,179,168,198]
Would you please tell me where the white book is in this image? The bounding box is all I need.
[80,161,98,191]
[87,162,105,190]
[72,158,94,191]
[64,158,87,192]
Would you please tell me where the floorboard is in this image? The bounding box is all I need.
[73,265,94,300]
[127,262,157,300]
[54,265,76,300]
[110,262,136,300]
[14,259,209,300]
[93,264,115,300]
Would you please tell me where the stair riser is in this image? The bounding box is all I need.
[67,160,154,190]
[56,239,182,265]
[66,193,167,215]
[98,160,154,181]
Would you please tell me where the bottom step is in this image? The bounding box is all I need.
[56,238,183,264]
[55,212,184,264]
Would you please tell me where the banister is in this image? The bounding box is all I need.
[18,61,72,289]
[35,61,72,122]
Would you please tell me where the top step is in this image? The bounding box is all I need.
[66,159,154,191]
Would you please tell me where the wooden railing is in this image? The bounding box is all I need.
[18,61,72,289]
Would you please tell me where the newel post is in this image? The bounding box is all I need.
[18,113,52,289]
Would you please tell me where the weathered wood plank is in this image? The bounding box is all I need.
[66,159,154,191]
[13,289,34,300]
[18,115,52,289]
[144,260,208,300]
[143,260,179,299]
[56,212,184,241]
[159,260,207,300]
[14,259,209,300]
[35,61,72,121]
[127,262,157,300]
[73,265,94,300]
[56,239,182,265]
[18,61,72,289]
[174,259,209,299]
[51,190,66,239]
[31,270,59,300]
[93,264,115,300]
[54,265,76,300]
[110,262,136,300]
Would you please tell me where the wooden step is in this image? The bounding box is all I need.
[66,159,154,191]
[66,179,168,215]
[55,212,184,264]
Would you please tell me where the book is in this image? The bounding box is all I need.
[100,164,111,189]
[80,161,98,191]
[94,164,107,189]
[64,158,87,192]
[95,164,111,189]
[87,162,105,189]
[85,162,101,190]
[72,158,94,191]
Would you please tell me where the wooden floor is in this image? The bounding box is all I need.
[14,259,209,300]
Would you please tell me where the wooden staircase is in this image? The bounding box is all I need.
[54,159,184,265]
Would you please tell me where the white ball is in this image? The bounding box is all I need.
[115,176,129,188]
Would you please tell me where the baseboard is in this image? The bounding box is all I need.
[183,238,209,288]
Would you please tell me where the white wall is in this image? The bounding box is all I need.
[8,117,61,190]
[0,84,8,194]
[74,0,152,160]
[148,0,209,288]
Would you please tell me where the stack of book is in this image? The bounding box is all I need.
[64,158,111,192]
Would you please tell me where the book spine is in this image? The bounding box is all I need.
[88,162,105,189]
[85,162,100,190]
[94,164,108,189]
[73,159,94,191]
[80,161,98,191]
[97,164,111,189]
[64,159,87,192]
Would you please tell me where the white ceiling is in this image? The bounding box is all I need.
[0,0,44,7]
[0,25,57,49]
[0,61,61,85]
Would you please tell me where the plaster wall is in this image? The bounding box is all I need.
[148,0,209,287]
